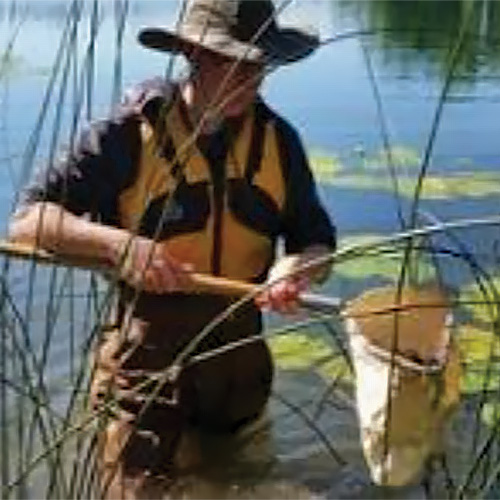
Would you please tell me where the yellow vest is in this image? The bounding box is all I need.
[118,97,286,282]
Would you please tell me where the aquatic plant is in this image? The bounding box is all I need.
[269,330,352,382]
[307,151,343,180]
[310,153,500,200]
[330,170,500,199]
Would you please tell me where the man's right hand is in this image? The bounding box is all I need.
[9,203,193,295]
[110,236,193,294]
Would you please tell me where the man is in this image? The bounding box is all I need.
[10,0,336,497]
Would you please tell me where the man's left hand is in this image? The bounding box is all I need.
[255,254,310,315]
[255,245,332,315]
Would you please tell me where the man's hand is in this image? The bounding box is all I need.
[9,203,193,294]
[255,255,310,315]
[255,245,332,315]
[110,236,193,294]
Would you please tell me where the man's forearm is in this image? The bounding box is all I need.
[9,202,128,267]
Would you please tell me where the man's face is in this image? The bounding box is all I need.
[193,49,264,118]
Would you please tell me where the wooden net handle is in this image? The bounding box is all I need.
[0,240,342,314]
[189,272,342,314]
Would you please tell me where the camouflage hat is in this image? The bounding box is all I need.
[138,0,319,65]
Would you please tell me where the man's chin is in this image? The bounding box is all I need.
[223,101,253,119]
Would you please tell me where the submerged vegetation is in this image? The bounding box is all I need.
[0,52,24,79]
[0,52,48,79]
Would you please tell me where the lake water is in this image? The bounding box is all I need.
[1,1,500,498]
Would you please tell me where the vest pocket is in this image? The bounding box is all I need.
[138,180,210,240]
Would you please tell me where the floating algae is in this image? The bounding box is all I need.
[307,152,343,180]
[310,151,500,200]
[454,277,500,431]
[334,234,436,283]
[456,324,500,397]
[456,324,500,364]
[326,172,500,199]
[269,331,352,383]
[459,275,500,324]
[357,146,421,172]
[310,145,422,177]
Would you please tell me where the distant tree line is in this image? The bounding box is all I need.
[336,0,500,81]
[2,0,500,81]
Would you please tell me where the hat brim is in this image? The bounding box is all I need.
[138,26,319,65]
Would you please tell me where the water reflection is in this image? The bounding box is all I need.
[0,0,173,23]
[336,0,500,82]
[3,0,500,81]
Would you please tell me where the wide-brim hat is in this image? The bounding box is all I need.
[138,0,320,66]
